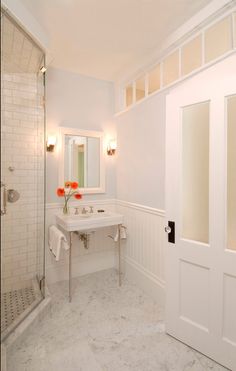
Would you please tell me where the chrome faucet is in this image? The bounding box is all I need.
[89,206,94,213]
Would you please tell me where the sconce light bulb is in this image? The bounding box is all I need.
[47,135,57,152]
[47,136,56,146]
[109,140,117,150]
[107,139,117,155]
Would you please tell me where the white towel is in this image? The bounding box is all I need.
[49,225,69,261]
[114,226,127,242]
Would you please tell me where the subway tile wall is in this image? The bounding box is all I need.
[1,15,45,293]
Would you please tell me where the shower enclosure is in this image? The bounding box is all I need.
[1,11,46,340]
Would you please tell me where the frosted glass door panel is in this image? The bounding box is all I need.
[182,102,210,243]
[227,95,236,250]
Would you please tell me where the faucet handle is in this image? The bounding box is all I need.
[89,206,94,213]
[81,207,87,214]
[74,207,80,215]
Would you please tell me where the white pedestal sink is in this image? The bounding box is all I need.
[56,211,124,302]
[56,211,123,232]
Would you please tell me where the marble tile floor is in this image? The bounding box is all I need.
[7,269,228,371]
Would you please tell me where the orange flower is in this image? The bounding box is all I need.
[57,188,65,197]
[74,193,82,200]
[65,181,71,188]
[71,182,78,189]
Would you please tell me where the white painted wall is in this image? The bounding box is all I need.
[46,66,116,203]
[115,91,167,210]
[113,91,167,303]
[45,66,166,294]
[45,67,119,286]
[112,88,167,304]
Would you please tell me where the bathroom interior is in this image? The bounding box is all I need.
[0,0,236,370]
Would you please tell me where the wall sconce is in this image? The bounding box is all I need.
[107,139,117,156]
[47,136,56,152]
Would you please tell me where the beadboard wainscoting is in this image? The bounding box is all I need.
[116,200,165,306]
[45,200,117,285]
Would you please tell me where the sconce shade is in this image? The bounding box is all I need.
[47,136,56,152]
[107,139,117,155]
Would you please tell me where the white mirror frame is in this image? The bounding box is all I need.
[58,127,105,194]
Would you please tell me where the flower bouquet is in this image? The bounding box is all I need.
[57,181,82,215]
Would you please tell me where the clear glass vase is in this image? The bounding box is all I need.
[63,202,69,215]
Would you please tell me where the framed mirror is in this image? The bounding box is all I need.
[58,127,105,194]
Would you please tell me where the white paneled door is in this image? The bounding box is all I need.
[165,56,236,370]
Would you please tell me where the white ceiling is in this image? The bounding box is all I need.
[21,0,213,81]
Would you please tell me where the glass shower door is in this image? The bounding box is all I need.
[1,11,46,340]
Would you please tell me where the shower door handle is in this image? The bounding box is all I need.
[1,182,20,216]
[1,182,7,216]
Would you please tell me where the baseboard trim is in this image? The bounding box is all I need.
[122,255,165,307]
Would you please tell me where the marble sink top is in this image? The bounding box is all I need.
[56,211,124,232]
